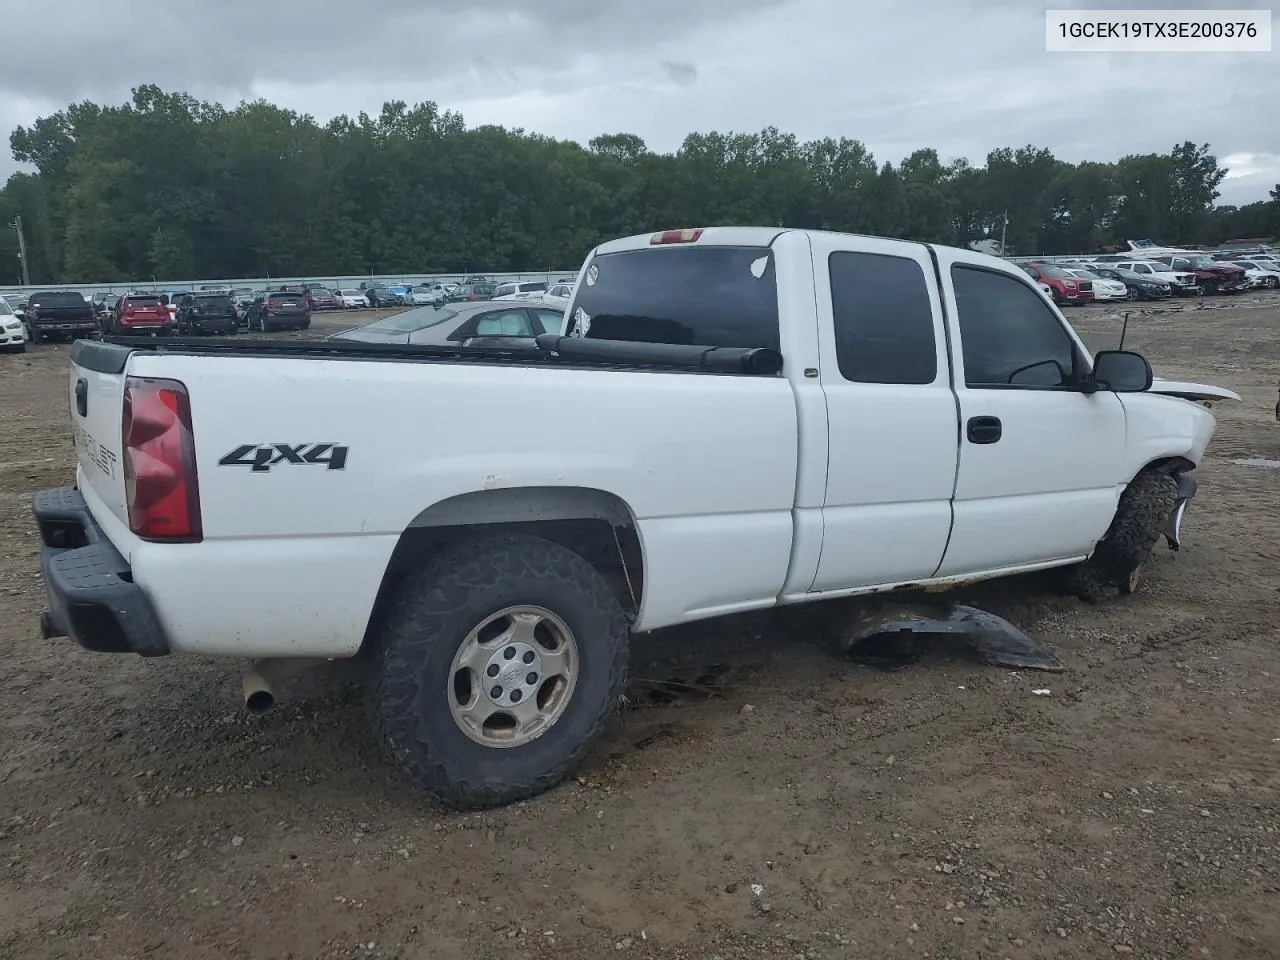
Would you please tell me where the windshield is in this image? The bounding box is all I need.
[567,245,780,350]
[357,305,458,334]
[0,300,11,315]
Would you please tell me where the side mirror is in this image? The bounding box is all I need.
[1092,350,1152,393]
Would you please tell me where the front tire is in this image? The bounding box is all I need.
[1063,469,1179,603]
[369,532,630,809]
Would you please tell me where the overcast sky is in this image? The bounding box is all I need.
[2,0,1277,208]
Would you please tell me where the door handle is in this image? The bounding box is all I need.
[966,415,1001,444]
[74,378,88,418]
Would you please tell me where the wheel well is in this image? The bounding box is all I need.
[1136,456,1196,481]
[362,488,645,652]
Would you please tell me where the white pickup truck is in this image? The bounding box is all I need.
[34,227,1237,809]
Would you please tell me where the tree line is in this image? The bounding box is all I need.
[1,85,1277,285]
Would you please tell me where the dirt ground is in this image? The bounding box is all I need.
[1,297,1278,960]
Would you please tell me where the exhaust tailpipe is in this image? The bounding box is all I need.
[241,658,330,714]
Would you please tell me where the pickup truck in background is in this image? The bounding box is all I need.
[33,227,1236,809]
[24,291,99,341]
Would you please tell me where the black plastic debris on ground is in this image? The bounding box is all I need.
[838,600,1063,672]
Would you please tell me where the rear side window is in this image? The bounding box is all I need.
[568,246,780,350]
[828,251,937,385]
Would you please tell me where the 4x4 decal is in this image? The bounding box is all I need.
[218,443,349,473]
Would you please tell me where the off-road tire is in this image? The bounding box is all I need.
[368,532,629,809]
[1064,469,1178,603]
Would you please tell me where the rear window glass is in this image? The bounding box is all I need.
[567,246,780,350]
[358,305,458,334]
[518,282,547,293]
[33,292,87,306]
[125,296,162,306]
[270,293,305,302]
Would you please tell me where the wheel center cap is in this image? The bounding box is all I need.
[482,641,543,707]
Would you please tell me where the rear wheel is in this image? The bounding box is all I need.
[1063,469,1178,603]
[368,532,629,809]
[1125,287,1139,301]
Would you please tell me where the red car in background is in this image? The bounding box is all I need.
[107,293,173,336]
[1019,263,1095,306]
[305,287,339,311]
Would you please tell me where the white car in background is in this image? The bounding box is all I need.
[492,281,550,302]
[541,281,575,312]
[335,289,368,309]
[1063,268,1127,301]
[409,283,448,305]
[1230,260,1280,289]
[0,298,27,353]
[1110,260,1199,295]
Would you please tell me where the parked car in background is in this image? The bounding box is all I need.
[492,281,549,301]
[1062,267,1126,301]
[175,293,239,335]
[336,288,368,309]
[245,291,311,331]
[331,300,565,345]
[1019,264,1094,306]
[542,282,574,311]
[409,284,448,305]
[107,293,174,336]
[363,284,402,307]
[1230,260,1280,289]
[448,281,496,302]
[304,287,340,311]
[24,291,99,341]
[0,297,26,353]
[3,295,28,322]
[1108,260,1199,295]
[1151,255,1247,295]
[1084,266,1172,301]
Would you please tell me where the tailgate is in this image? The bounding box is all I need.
[68,341,132,529]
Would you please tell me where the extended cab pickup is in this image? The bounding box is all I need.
[25,291,99,341]
[33,227,1236,809]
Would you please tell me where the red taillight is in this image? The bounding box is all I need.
[122,377,202,542]
[123,306,135,317]
[267,298,279,307]
[650,228,704,245]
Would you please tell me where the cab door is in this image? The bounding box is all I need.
[931,248,1128,577]
[804,234,960,594]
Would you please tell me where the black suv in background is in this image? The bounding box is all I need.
[175,293,239,335]
[245,291,311,332]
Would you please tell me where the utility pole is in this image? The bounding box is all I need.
[11,216,31,287]
[999,210,1009,257]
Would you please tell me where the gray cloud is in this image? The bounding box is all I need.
[3,0,1277,206]
[660,61,698,86]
